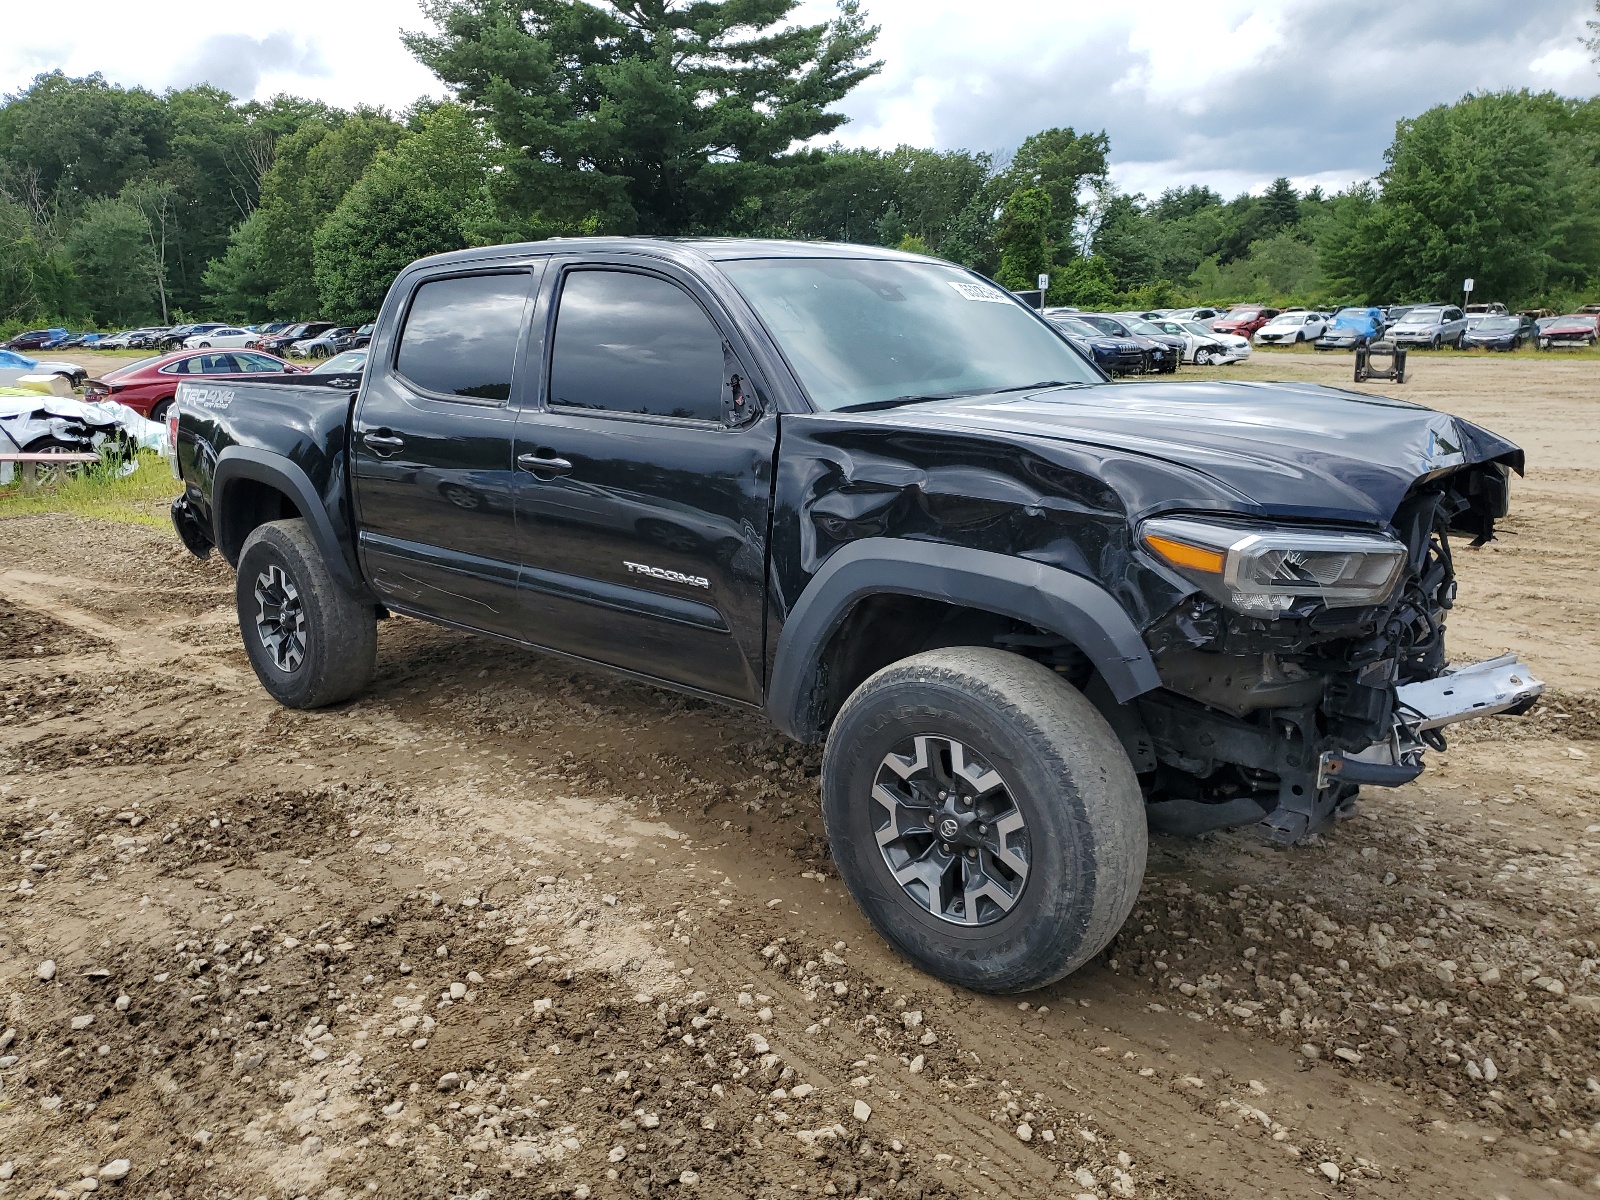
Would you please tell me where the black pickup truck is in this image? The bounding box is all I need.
[169,239,1542,993]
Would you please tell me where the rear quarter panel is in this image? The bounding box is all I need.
[177,376,360,559]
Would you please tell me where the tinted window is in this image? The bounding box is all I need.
[549,270,724,421]
[395,273,527,401]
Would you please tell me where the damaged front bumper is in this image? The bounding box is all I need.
[1142,655,1544,844]
[1319,654,1543,788]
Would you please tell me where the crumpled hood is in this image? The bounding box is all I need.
[887,379,1523,526]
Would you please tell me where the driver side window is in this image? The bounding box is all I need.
[548,270,726,423]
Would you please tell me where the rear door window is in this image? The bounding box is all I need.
[547,269,725,422]
[233,352,288,372]
[395,273,529,402]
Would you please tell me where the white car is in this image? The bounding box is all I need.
[183,327,260,349]
[1144,318,1229,365]
[1253,311,1329,346]
[1180,320,1251,364]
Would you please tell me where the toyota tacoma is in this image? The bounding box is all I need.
[168,239,1542,993]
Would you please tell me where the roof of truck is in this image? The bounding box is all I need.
[408,236,931,273]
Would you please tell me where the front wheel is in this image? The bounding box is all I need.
[821,647,1146,993]
[236,519,376,709]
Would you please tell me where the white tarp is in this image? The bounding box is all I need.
[0,391,167,484]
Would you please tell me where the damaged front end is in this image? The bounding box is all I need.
[1131,461,1542,843]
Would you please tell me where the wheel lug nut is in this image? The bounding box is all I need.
[977,824,988,834]
[966,849,977,859]
[941,843,952,854]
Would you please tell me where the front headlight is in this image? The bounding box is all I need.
[1140,517,1407,617]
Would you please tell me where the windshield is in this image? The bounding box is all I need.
[718,257,1099,410]
[1397,308,1443,323]
[1180,321,1215,338]
[1476,317,1518,331]
[1119,317,1164,336]
[1049,316,1103,338]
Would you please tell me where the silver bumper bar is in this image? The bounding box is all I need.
[1393,653,1545,731]
[1319,654,1544,789]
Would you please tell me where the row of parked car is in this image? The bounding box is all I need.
[1,321,375,359]
[1173,301,1598,351]
[1039,300,1600,373]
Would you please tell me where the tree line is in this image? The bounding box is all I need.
[2,0,1597,333]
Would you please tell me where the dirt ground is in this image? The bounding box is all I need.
[2,352,1599,1200]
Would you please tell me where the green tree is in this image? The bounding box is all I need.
[1050,254,1116,307]
[313,104,488,321]
[1091,190,1161,290]
[247,111,405,316]
[202,209,275,323]
[1336,91,1600,303]
[1258,176,1299,234]
[994,187,1053,291]
[405,0,881,235]
[1001,126,1108,253]
[0,72,169,203]
[65,196,159,325]
[1213,230,1322,299]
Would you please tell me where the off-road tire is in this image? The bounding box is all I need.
[236,518,376,709]
[821,647,1146,993]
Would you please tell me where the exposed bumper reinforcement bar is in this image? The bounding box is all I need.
[1392,653,1544,731]
[1318,654,1544,791]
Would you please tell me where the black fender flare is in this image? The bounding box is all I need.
[212,447,364,595]
[765,538,1162,741]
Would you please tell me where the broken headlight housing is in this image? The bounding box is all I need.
[1141,517,1407,618]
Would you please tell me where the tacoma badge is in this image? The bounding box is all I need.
[624,561,710,589]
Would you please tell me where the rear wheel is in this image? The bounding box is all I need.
[149,398,172,425]
[821,647,1146,993]
[236,519,376,709]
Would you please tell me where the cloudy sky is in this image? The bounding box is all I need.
[3,0,1597,199]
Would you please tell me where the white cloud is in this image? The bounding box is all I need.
[801,0,1600,195]
[0,0,443,111]
[4,0,1597,201]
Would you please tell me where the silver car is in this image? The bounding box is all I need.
[1386,304,1469,349]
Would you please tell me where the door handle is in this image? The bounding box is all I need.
[517,453,573,478]
[363,431,405,456]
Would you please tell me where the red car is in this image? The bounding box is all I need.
[1211,305,1282,339]
[1538,314,1599,349]
[83,349,302,421]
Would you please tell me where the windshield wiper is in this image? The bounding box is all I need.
[835,381,1081,413]
[835,392,971,413]
[990,380,1079,394]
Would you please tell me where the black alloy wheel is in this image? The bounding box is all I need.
[252,562,308,673]
[822,647,1146,993]
[870,734,1030,926]
[235,518,376,708]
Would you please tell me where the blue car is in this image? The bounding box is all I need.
[1315,306,1384,351]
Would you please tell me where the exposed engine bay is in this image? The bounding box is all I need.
[1124,461,1543,843]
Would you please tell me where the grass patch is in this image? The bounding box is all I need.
[0,451,175,528]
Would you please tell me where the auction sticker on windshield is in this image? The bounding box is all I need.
[947,281,1011,303]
